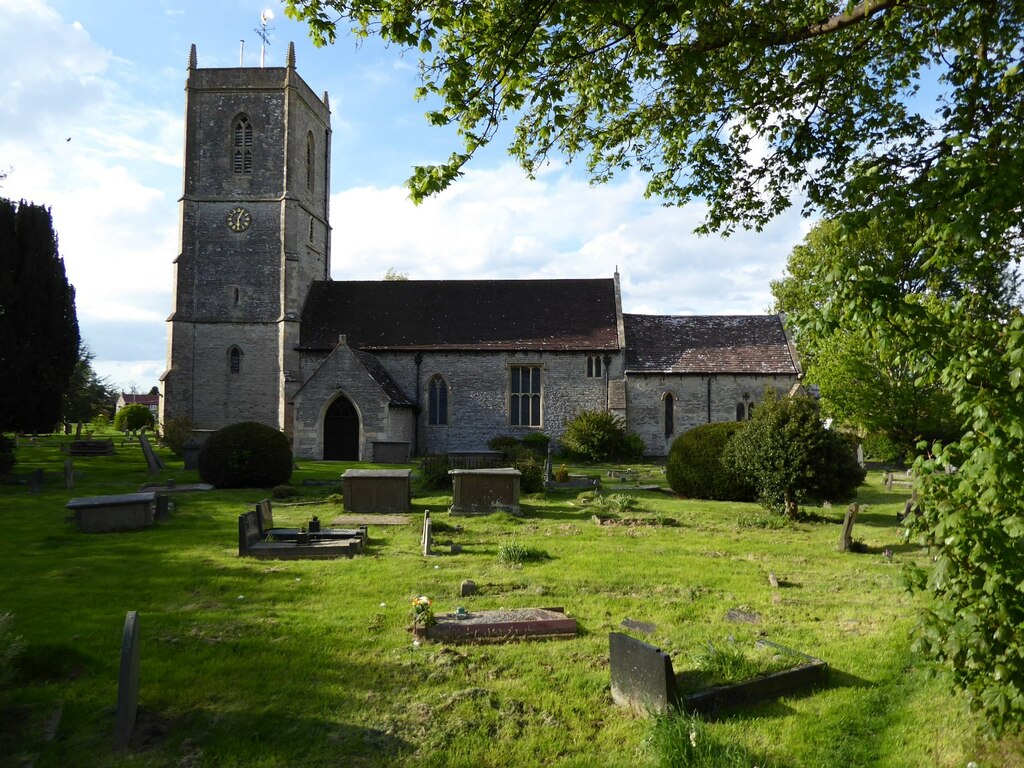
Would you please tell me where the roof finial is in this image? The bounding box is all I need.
[323,90,330,110]
[188,43,197,70]
[287,41,296,69]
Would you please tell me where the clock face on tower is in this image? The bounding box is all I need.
[226,206,251,233]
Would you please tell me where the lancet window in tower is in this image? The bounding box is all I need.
[232,115,253,174]
[306,132,314,191]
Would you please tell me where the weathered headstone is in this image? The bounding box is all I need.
[115,611,140,746]
[64,459,74,490]
[838,503,859,551]
[460,579,477,597]
[545,446,554,482]
[725,608,761,624]
[609,632,678,714]
[422,511,432,556]
[154,494,171,522]
[768,572,779,589]
[29,469,43,494]
[856,443,865,468]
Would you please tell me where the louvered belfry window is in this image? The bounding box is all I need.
[232,115,253,174]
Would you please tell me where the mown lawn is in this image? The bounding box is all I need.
[0,435,1019,767]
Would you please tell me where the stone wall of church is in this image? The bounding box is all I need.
[189,322,284,431]
[625,373,798,457]
[369,349,625,455]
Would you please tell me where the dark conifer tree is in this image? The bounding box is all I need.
[0,199,80,432]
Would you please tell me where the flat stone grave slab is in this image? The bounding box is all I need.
[424,607,576,642]
[341,469,412,513]
[330,514,410,526]
[67,492,157,533]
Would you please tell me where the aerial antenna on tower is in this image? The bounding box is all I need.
[255,9,274,67]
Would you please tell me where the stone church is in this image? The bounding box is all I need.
[160,45,802,460]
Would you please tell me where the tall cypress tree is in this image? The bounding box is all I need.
[0,199,80,432]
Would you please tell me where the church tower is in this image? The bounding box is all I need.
[161,43,331,437]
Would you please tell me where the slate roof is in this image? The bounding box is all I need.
[300,279,621,352]
[623,314,800,374]
[351,349,415,406]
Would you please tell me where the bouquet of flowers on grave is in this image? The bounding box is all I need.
[410,595,436,629]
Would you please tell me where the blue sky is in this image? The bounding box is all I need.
[0,0,811,394]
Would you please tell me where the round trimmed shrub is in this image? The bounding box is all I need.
[667,422,755,501]
[114,403,155,432]
[561,410,641,462]
[198,421,293,489]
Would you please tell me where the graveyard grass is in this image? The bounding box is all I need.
[1,435,1021,768]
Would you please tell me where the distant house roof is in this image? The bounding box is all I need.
[119,393,160,407]
[299,279,621,352]
[623,314,800,375]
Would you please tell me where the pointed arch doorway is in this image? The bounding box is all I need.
[323,395,360,460]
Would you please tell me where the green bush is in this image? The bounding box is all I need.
[666,422,755,501]
[521,432,551,456]
[724,391,865,518]
[0,435,15,477]
[113,403,155,432]
[160,416,193,457]
[862,432,900,464]
[272,484,297,499]
[560,410,640,462]
[510,449,544,494]
[197,421,293,489]
[487,435,521,459]
[420,455,452,490]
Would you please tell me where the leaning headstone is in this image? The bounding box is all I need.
[138,433,166,473]
[115,611,140,746]
[29,469,43,494]
[460,579,477,597]
[64,459,74,490]
[838,503,859,552]
[609,632,678,714]
[768,572,779,589]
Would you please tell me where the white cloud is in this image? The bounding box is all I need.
[330,163,807,314]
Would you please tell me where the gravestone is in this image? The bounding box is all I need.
[64,459,74,490]
[138,433,166,473]
[154,494,171,522]
[460,579,477,597]
[838,503,859,551]
[29,469,43,493]
[608,632,678,714]
[422,515,433,557]
[856,443,865,468]
[115,611,140,746]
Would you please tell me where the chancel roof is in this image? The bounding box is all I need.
[623,314,800,375]
[300,279,621,352]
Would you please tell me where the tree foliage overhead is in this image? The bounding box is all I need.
[0,198,80,433]
[286,0,1024,731]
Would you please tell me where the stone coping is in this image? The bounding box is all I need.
[66,492,156,509]
[341,469,412,478]
[448,467,521,476]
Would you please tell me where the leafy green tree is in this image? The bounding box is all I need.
[285,0,1024,730]
[113,403,155,433]
[666,422,754,502]
[724,391,864,519]
[772,219,964,458]
[0,199,80,432]
[560,410,643,462]
[62,346,117,437]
